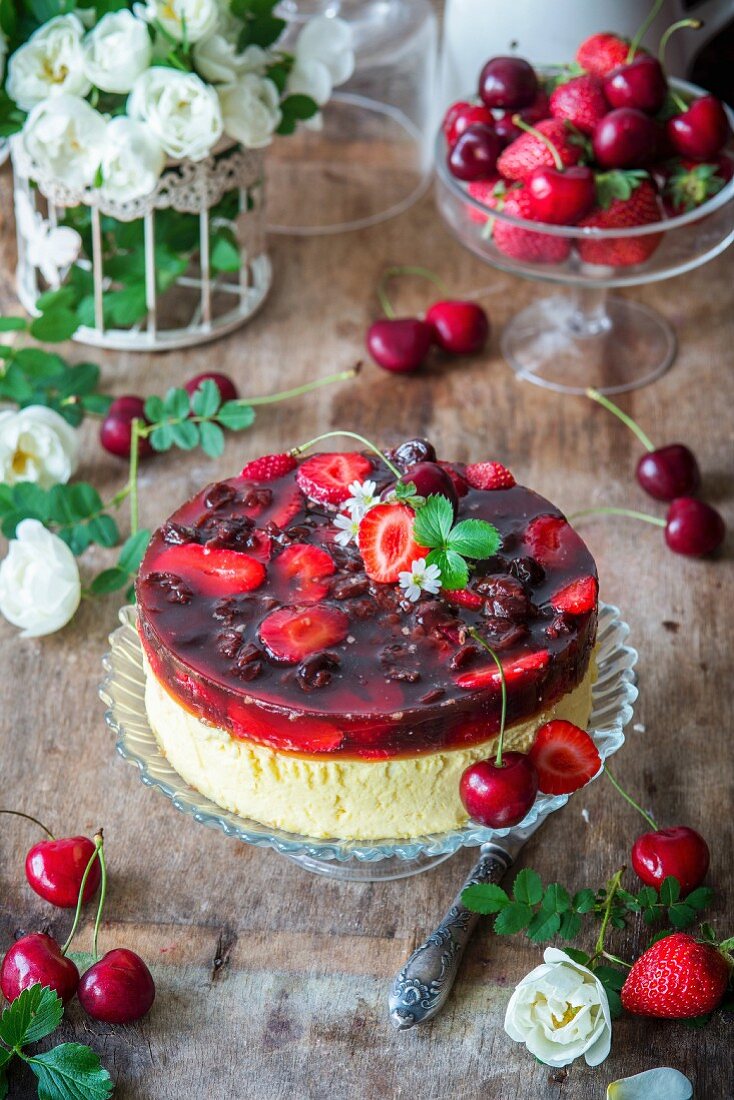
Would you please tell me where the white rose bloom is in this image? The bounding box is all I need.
[219,74,281,149]
[82,10,152,95]
[7,15,90,112]
[504,948,612,1069]
[128,67,223,161]
[22,95,106,188]
[100,117,165,203]
[137,0,218,43]
[194,35,267,84]
[0,405,79,489]
[0,520,81,638]
[287,15,354,106]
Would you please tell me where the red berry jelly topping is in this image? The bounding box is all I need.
[137,446,597,759]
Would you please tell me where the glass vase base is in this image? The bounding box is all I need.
[501,294,677,396]
[283,850,454,880]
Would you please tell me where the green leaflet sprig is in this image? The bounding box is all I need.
[0,985,112,1100]
[412,494,501,589]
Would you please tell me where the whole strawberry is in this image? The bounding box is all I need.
[497,119,583,182]
[550,74,609,136]
[661,157,731,216]
[577,170,662,266]
[576,33,643,78]
[621,933,730,1018]
[493,188,571,264]
[466,176,506,225]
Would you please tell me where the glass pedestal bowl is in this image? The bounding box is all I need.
[100,604,636,882]
[435,77,734,395]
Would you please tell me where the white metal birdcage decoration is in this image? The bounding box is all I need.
[12,140,272,352]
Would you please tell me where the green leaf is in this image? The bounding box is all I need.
[572,888,596,914]
[594,965,625,992]
[542,883,571,914]
[118,530,151,573]
[426,548,468,591]
[199,420,225,458]
[685,887,714,911]
[27,1042,113,1100]
[642,907,659,926]
[659,876,681,907]
[149,424,174,452]
[526,910,561,943]
[494,902,533,935]
[0,985,63,1049]
[81,394,113,417]
[87,515,120,549]
[558,910,582,940]
[105,283,147,327]
[163,387,192,421]
[412,494,454,549]
[668,903,696,929]
[512,868,543,906]
[88,567,129,596]
[14,348,68,380]
[30,309,79,343]
[605,988,623,1019]
[636,886,658,910]
[0,317,27,332]
[190,378,221,418]
[447,518,501,559]
[170,419,200,450]
[595,169,650,209]
[461,883,509,915]
[143,395,165,423]
[216,402,255,431]
[562,947,591,966]
[210,230,241,274]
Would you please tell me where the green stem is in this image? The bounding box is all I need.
[291,430,402,479]
[569,506,666,527]
[628,0,665,60]
[377,265,447,320]
[593,867,626,960]
[585,388,655,452]
[602,949,632,969]
[61,832,103,956]
[468,629,507,767]
[670,89,689,113]
[0,810,54,840]
[512,115,563,170]
[244,366,359,407]
[659,18,703,64]
[605,767,658,830]
[92,839,108,962]
[128,420,141,535]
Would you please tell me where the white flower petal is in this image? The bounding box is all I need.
[82,10,151,94]
[607,1069,693,1100]
[0,405,78,489]
[128,68,223,161]
[0,520,81,637]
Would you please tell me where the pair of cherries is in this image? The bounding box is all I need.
[0,813,155,1024]
[100,371,238,459]
[366,267,490,374]
[585,389,726,558]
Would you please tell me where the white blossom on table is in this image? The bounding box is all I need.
[99,117,166,204]
[0,520,81,638]
[82,10,152,95]
[398,558,441,602]
[21,94,106,188]
[0,405,79,490]
[128,68,223,161]
[14,192,82,289]
[7,15,90,111]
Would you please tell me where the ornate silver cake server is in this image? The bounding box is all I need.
[388,815,548,1029]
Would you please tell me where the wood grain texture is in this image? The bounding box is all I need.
[0,161,732,1100]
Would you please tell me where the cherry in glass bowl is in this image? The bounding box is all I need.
[435,75,734,395]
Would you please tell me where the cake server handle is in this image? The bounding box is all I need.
[388,841,514,1030]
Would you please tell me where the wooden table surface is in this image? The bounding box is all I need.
[0,166,732,1100]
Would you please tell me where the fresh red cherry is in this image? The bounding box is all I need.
[366,318,433,374]
[664,497,725,557]
[636,444,701,501]
[25,835,101,909]
[425,300,490,355]
[667,95,731,160]
[593,107,659,168]
[184,372,238,404]
[442,101,495,147]
[479,56,538,109]
[1,933,79,1005]
[460,752,539,828]
[632,826,710,896]
[526,165,596,225]
[603,56,668,115]
[494,91,551,144]
[398,461,459,514]
[77,949,155,1024]
[447,123,503,182]
[100,395,153,459]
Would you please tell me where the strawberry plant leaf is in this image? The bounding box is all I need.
[461,883,510,915]
[426,548,467,590]
[413,495,454,549]
[526,909,561,943]
[558,910,582,940]
[0,985,62,1049]
[572,888,596,914]
[26,1042,113,1100]
[494,902,533,935]
[446,518,501,559]
[513,868,543,906]
[542,883,571,914]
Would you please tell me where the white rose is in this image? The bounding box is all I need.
[100,117,165,203]
[82,10,152,95]
[7,15,90,112]
[194,36,267,84]
[0,520,81,638]
[219,74,281,149]
[128,67,223,161]
[22,95,107,188]
[137,0,218,43]
[287,15,354,106]
[504,948,612,1068]
[0,405,79,489]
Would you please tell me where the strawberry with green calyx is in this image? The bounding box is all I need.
[549,74,610,136]
[493,187,573,264]
[621,931,732,1018]
[577,169,662,266]
[661,158,730,215]
[497,118,585,182]
[576,0,660,79]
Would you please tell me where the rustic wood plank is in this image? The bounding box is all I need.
[0,158,732,1099]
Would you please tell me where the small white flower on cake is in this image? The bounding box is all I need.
[334,510,361,547]
[344,479,378,518]
[398,558,441,603]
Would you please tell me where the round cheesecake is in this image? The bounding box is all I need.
[136,440,598,840]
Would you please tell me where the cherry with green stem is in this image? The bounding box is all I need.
[513,117,596,225]
[571,497,725,558]
[0,809,101,909]
[458,630,539,828]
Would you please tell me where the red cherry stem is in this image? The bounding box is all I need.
[511,115,563,171]
[376,266,448,320]
[605,766,659,830]
[659,19,703,66]
[61,830,104,957]
[291,429,403,480]
[628,0,664,62]
[585,388,655,452]
[569,506,666,528]
[0,809,54,840]
[468,628,507,767]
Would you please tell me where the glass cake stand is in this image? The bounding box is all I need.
[100,603,637,881]
[435,75,734,395]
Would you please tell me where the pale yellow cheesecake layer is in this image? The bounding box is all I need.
[143,654,596,840]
